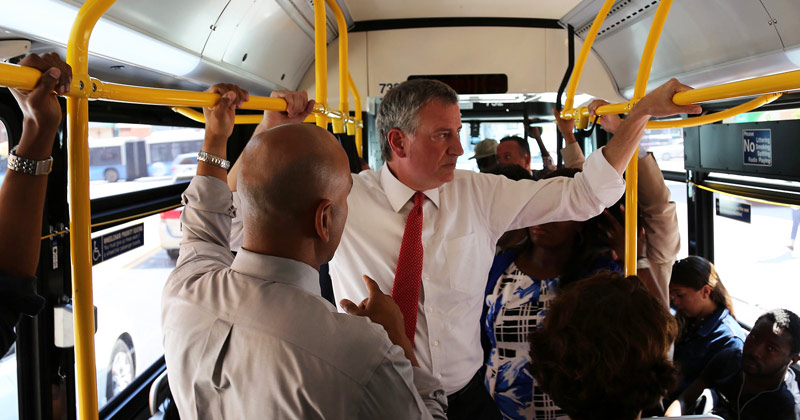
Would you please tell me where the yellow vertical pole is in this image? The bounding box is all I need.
[326,0,348,134]
[67,0,116,418]
[348,72,362,157]
[563,0,616,113]
[625,0,674,276]
[314,0,329,128]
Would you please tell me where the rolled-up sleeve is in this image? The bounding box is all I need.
[171,176,236,280]
[486,148,625,235]
[356,344,447,420]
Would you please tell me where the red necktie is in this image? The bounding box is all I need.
[392,191,424,345]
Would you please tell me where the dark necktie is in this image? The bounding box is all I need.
[391,191,424,345]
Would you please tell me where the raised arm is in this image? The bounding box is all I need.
[600,79,701,174]
[172,84,248,271]
[526,125,555,171]
[554,107,585,169]
[0,53,71,277]
[227,90,314,191]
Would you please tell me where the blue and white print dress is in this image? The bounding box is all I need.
[483,257,567,420]
[482,250,619,420]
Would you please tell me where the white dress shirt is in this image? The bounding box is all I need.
[329,149,625,394]
[163,176,447,420]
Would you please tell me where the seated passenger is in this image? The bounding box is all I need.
[554,100,680,307]
[0,53,71,355]
[666,309,800,419]
[669,256,745,399]
[529,271,678,420]
[161,84,446,419]
[482,169,620,420]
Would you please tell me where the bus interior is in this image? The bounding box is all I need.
[1,0,800,419]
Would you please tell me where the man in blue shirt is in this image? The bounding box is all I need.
[666,309,800,419]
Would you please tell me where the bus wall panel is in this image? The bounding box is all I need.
[300,27,621,106]
[685,120,800,182]
[342,0,580,21]
[297,32,369,112]
[543,28,625,104]
[75,0,225,55]
[210,0,315,91]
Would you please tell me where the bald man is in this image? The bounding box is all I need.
[161,84,447,420]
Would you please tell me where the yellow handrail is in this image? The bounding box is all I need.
[326,0,348,134]
[170,107,317,125]
[314,0,329,129]
[646,92,782,129]
[623,0,673,276]
[348,72,363,157]
[67,1,115,418]
[565,69,800,125]
[563,0,615,113]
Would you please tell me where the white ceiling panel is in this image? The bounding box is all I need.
[71,0,228,55]
[341,0,583,21]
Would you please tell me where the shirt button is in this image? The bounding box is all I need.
[422,274,430,282]
[433,340,440,346]
[437,374,443,379]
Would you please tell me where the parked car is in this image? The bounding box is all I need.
[170,152,197,184]
[159,208,183,260]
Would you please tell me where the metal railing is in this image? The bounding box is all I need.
[559,0,800,276]
[0,0,363,417]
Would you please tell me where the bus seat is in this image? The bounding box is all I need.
[645,416,723,419]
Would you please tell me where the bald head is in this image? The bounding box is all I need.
[238,124,351,264]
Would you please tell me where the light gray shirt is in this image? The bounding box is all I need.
[162,176,447,420]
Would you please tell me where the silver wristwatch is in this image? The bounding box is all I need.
[197,151,231,170]
[7,146,53,175]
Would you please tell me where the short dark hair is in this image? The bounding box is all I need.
[376,79,458,162]
[499,135,530,157]
[755,309,800,354]
[529,272,678,420]
[485,163,533,181]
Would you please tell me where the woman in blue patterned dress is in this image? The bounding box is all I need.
[482,169,621,420]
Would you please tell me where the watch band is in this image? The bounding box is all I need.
[197,151,231,170]
[7,146,53,175]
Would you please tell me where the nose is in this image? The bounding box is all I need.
[449,134,463,156]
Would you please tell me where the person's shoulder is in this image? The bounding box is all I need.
[716,311,747,340]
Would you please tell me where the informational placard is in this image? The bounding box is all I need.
[715,197,751,224]
[91,223,144,265]
[743,129,772,167]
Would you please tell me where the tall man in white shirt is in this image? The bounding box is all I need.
[233,78,701,419]
[162,84,447,419]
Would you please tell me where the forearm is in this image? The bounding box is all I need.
[601,107,651,174]
[0,127,56,277]
[196,133,228,182]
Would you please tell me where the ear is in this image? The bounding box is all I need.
[314,199,333,243]
[701,285,712,299]
[524,153,531,167]
[387,128,408,158]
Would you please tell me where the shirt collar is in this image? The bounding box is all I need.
[697,307,730,337]
[230,249,321,296]
[379,164,440,212]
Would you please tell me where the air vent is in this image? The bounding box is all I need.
[575,0,660,40]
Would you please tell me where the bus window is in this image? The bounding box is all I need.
[89,209,180,408]
[85,123,205,199]
[643,127,684,172]
[459,122,559,172]
[1,343,18,420]
[712,191,800,326]
[665,180,690,259]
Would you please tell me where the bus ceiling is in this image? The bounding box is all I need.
[1,0,799,105]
